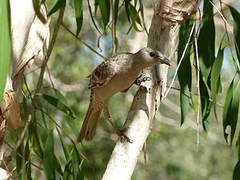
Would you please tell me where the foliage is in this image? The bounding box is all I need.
[0,0,10,102]
[1,0,240,179]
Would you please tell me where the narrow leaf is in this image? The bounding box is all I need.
[222,78,240,144]
[210,47,224,103]
[42,94,75,118]
[98,0,110,28]
[48,0,66,16]
[197,0,215,125]
[177,19,193,124]
[57,128,69,160]
[74,0,83,35]
[228,6,240,66]
[43,130,55,179]
[0,0,11,102]
[32,0,47,23]
[230,81,240,143]
[233,160,240,180]
[197,0,215,78]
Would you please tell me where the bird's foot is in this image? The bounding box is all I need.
[116,128,133,143]
[135,75,152,86]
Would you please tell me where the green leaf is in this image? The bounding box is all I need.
[24,140,32,180]
[98,0,110,28]
[177,19,193,125]
[210,47,224,103]
[71,144,83,179]
[74,0,83,35]
[230,81,240,143]
[223,78,240,144]
[228,6,240,67]
[197,0,215,79]
[48,0,66,16]
[0,0,11,103]
[63,160,73,179]
[16,143,24,175]
[42,93,76,118]
[57,128,69,160]
[197,0,215,126]
[233,160,240,180]
[199,76,211,130]
[54,154,63,176]
[32,0,47,23]
[43,130,55,179]
[114,0,120,26]
[223,79,234,142]
[29,115,44,159]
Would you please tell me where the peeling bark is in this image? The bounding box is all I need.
[102,1,200,179]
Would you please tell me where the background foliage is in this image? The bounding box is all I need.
[1,0,240,179]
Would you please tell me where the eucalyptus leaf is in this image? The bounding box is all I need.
[0,0,11,102]
[43,130,55,179]
[48,0,66,16]
[74,0,83,35]
[42,93,76,118]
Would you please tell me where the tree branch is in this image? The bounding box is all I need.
[102,1,200,179]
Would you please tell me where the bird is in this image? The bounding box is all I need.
[77,47,170,142]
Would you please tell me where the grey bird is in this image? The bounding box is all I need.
[78,47,170,142]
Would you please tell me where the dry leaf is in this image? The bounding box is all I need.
[0,91,20,130]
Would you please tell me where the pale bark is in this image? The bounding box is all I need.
[102,1,199,179]
[0,0,50,178]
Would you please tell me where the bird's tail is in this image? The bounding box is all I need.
[77,102,102,142]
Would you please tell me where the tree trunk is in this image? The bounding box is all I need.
[102,1,199,179]
[0,0,49,178]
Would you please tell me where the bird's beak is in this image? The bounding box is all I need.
[157,56,171,66]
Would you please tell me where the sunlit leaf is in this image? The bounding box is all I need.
[74,0,83,35]
[48,0,66,16]
[0,0,11,102]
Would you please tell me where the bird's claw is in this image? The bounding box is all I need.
[116,128,133,143]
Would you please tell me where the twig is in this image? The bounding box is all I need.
[61,23,106,60]
[111,0,117,55]
[209,0,230,28]
[12,115,31,156]
[35,6,65,94]
[163,23,195,99]
[194,35,200,151]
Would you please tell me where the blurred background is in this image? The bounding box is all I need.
[5,0,240,179]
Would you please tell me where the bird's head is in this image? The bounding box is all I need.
[134,47,170,68]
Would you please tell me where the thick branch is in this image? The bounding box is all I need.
[102,1,200,179]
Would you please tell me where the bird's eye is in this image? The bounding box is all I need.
[149,52,155,57]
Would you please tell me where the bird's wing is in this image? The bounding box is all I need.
[89,53,132,89]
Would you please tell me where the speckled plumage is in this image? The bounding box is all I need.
[78,48,170,142]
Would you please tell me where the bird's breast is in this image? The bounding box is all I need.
[94,69,140,101]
